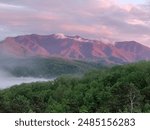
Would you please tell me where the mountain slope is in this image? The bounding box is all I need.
[115,41,150,61]
[0,34,150,63]
[0,57,104,77]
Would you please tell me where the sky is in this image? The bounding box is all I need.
[0,0,150,47]
[118,0,146,4]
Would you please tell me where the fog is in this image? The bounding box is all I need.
[0,70,52,89]
[0,56,56,89]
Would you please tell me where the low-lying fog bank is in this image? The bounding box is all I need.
[0,70,54,89]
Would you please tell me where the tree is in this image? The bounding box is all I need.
[126,83,142,113]
[10,95,30,113]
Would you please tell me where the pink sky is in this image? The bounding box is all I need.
[0,0,149,47]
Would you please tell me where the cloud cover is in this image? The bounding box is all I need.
[0,0,149,46]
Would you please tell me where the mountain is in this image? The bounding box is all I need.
[0,33,150,64]
[115,41,150,61]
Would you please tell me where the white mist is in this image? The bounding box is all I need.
[0,70,52,89]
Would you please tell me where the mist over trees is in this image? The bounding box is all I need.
[0,61,150,113]
[0,56,104,78]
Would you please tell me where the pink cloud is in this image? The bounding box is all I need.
[61,24,113,37]
[126,19,147,26]
[35,12,59,21]
[61,24,97,34]
[0,0,149,47]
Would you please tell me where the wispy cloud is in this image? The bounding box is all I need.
[0,2,26,10]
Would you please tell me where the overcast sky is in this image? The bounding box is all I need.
[0,0,150,46]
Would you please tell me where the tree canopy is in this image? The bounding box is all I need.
[0,61,150,113]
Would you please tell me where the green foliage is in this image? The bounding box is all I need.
[0,61,150,113]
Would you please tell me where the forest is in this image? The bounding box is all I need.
[0,61,150,113]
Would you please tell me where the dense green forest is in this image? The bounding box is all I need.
[0,61,150,113]
[0,57,104,77]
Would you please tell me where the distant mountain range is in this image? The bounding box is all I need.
[0,33,150,64]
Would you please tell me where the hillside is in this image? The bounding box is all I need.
[0,34,150,64]
[0,57,104,77]
[0,61,150,113]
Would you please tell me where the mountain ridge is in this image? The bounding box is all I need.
[0,34,150,64]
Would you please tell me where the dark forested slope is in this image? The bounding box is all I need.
[0,57,104,77]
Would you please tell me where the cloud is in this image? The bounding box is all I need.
[0,0,149,47]
[126,18,147,26]
[0,2,25,10]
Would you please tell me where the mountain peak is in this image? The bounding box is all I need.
[115,41,148,51]
[1,34,150,64]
